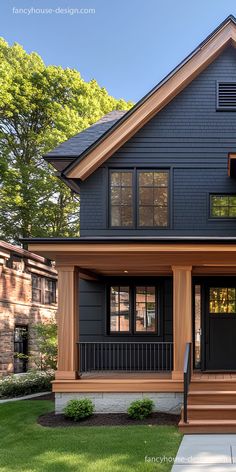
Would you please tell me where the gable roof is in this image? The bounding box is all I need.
[45,110,126,160]
[45,15,236,182]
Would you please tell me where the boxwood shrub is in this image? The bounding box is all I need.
[127,398,154,420]
[0,371,54,398]
[64,398,95,421]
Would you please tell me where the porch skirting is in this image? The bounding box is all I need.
[55,391,183,414]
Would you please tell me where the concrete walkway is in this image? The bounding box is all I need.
[0,391,51,403]
[172,435,236,471]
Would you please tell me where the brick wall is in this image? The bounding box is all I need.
[0,242,57,376]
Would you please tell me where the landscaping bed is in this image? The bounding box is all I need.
[38,410,180,427]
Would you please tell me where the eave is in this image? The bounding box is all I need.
[63,17,236,181]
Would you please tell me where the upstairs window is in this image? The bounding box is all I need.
[217,82,236,110]
[210,194,236,218]
[109,169,169,228]
[110,171,133,227]
[138,171,168,227]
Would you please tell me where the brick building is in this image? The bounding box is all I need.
[0,241,57,376]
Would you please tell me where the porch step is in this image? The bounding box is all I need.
[188,390,236,404]
[189,379,236,391]
[182,404,236,421]
[179,419,236,434]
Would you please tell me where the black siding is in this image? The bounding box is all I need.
[80,47,236,237]
[79,278,173,342]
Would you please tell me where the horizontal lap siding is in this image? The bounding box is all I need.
[79,278,173,342]
[80,47,236,236]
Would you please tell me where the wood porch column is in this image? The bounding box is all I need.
[55,265,79,380]
[172,266,192,381]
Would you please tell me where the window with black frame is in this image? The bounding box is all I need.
[110,171,133,227]
[110,286,130,332]
[109,285,158,334]
[138,171,169,227]
[210,195,236,218]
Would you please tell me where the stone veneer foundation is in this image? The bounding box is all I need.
[55,392,183,414]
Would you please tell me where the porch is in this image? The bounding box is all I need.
[27,239,236,398]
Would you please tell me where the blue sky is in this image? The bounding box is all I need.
[2,0,236,102]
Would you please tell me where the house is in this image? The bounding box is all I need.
[0,241,57,375]
[24,15,236,432]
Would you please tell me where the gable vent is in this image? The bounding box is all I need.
[217,82,236,110]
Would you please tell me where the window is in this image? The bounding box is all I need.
[217,82,236,110]
[138,171,168,227]
[45,278,56,304]
[109,285,158,334]
[209,287,236,314]
[32,275,56,305]
[210,195,236,218]
[14,325,28,373]
[32,275,42,303]
[109,169,169,228]
[110,171,133,227]
[135,286,156,332]
[110,286,130,332]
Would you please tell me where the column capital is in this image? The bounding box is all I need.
[172,265,192,272]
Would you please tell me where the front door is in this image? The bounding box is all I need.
[205,283,236,370]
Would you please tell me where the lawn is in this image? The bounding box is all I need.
[0,400,182,472]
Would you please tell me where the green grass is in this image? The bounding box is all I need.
[0,400,182,472]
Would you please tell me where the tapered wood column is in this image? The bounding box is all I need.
[55,265,79,380]
[172,266,192,381]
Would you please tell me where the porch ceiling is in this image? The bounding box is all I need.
[27,242,236,276]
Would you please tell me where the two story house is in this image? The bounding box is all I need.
[26,16,236,432]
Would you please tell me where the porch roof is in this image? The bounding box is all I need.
[25,237,236,277]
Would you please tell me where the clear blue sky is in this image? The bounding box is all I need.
[2,0,236,102]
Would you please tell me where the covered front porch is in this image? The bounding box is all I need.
[27,239,236,394]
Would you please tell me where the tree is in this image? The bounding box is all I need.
[0,38,133,243]
[32,321,57,371]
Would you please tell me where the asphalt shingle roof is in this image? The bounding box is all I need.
[45,110,127,158]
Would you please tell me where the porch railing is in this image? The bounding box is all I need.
[77,342,173,374]
[183,342,192,424]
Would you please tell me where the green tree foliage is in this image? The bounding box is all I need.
[0,38,133,243]
[32,321,57,371]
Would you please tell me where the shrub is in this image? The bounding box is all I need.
[32,321,57,371]
[0,371,54,398]
[127,398,154,420]
[64,398,94,421]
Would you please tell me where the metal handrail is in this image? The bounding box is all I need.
[183,342,192,423]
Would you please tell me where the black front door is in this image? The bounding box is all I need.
[205,283,236,370]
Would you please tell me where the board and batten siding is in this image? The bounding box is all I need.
[79,278,173,342]
[80,47,236,237]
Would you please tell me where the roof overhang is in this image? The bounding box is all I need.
[26,238,236,276]
[64,17,236,181]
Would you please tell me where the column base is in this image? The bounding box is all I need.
[172,371,184,381]
[55,370,79,380]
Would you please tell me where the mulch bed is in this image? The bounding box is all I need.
[38,411,180,427]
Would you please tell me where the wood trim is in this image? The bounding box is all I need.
[67,21,236,180]
[52,378,183,393]
[228,153,236,177]
[172,266,192,380]
[55,266,79,380]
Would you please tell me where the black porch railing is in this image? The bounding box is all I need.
[183,342,192,423]
[77,342,173,373]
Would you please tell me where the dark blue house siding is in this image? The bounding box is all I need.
[79,278,173,342]
[80,46,236,237]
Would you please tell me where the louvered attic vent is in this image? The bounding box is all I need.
[217,82,236,110]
